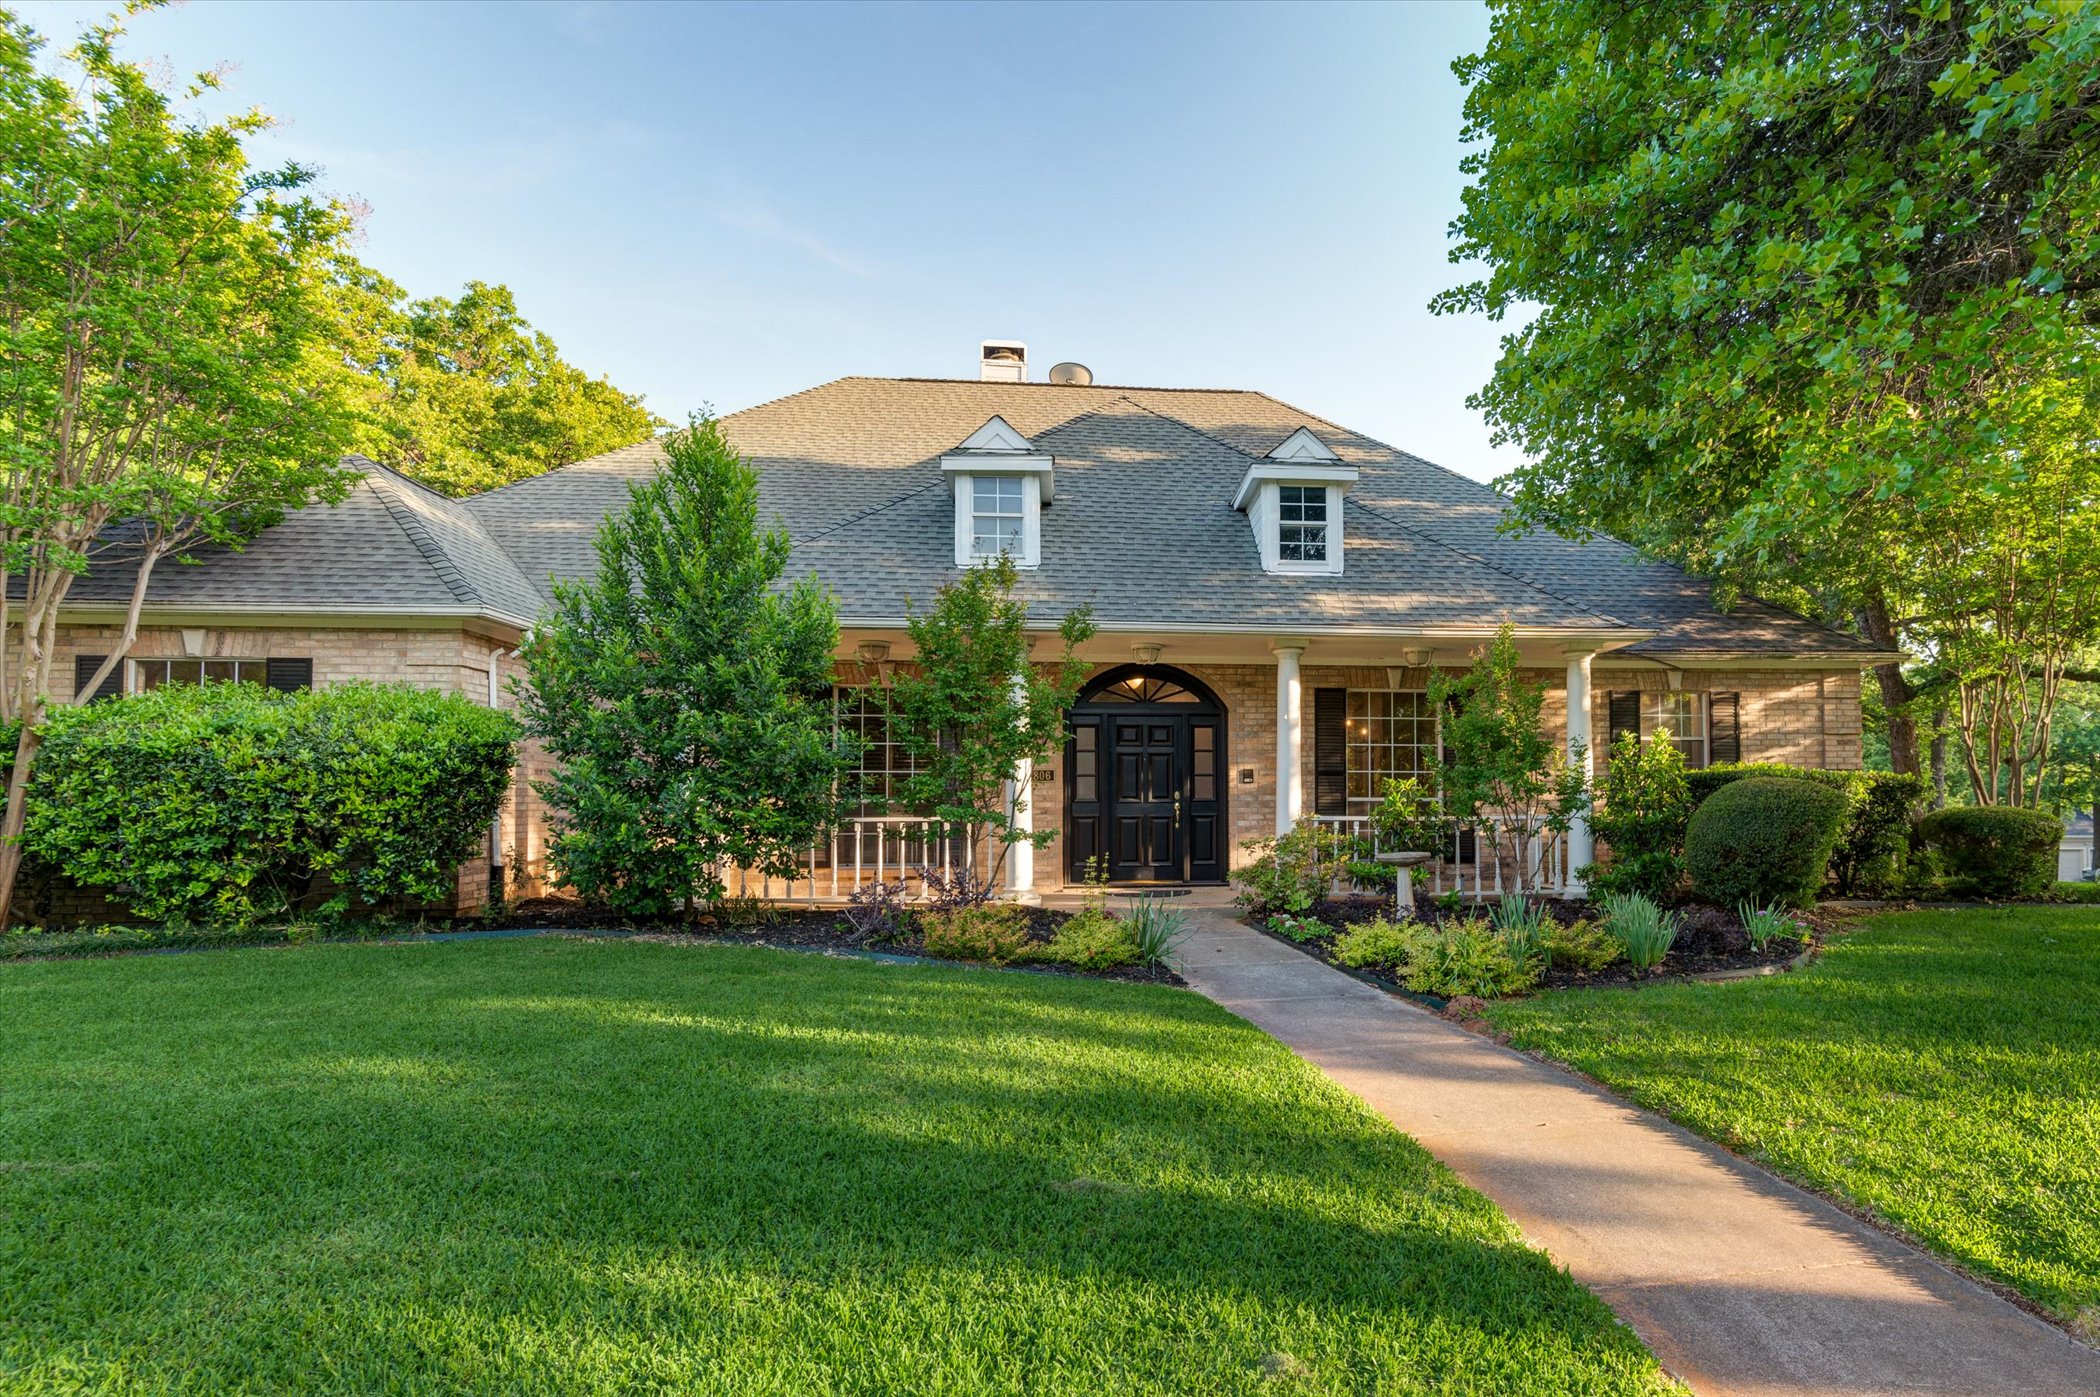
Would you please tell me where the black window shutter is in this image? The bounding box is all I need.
[1708,692,1741,765]
[1607,691,1641,748]
[74,654,122,704]
[1312,687,1347,816]
[265,658,314,693]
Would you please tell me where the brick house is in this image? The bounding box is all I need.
[54,344,1892,910]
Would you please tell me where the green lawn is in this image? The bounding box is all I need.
[0,937,1666,1395]
[1487,906,2100,1327]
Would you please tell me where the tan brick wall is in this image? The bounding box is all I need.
[36,624,1870,912]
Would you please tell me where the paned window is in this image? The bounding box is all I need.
[970,476,1024,557]
[1344,689,1438,807]
[132,658,271,690]
[1646,692,1707,767]
[1277,485,1328,564]
[836,686,918,814]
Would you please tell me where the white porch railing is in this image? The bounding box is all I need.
[729,816,981,906]
[1312,813,1575,900]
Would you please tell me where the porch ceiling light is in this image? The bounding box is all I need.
[1399,645,1433,667]
[855,640,891,664]
[1131,643,1164,665]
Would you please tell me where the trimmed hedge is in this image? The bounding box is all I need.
[26,681,519,927]
[1916,806,2062,899]
[1685,776,1850,909]
[1687,764,1924,896]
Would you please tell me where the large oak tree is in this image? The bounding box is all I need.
[1439,0,2100,783]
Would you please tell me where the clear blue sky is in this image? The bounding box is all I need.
[21,0,1517,483]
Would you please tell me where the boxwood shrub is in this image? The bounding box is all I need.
[1915,806,2063,899]
[1685,776,1850,909]
[26,681,519,927]
[1686,764,1924,895]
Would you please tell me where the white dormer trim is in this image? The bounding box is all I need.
[1232,429,1357,576]
[943,415,1054,568]
[1266,426,1341,463]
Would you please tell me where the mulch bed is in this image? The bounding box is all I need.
[1250,894,1818,998]
[506,898,1185,986]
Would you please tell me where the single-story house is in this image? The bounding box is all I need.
[51,341,1893,909]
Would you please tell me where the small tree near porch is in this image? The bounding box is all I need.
[519,416,855,918]
[880,557,1094,894]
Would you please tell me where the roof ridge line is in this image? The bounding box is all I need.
[1343,494,1632,630]
[362,468,484,610]
[795,477,947,545]
[1106,394,1265,462]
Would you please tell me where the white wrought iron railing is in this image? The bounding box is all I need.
[1311,813,1574,900]
[728,816,981,906]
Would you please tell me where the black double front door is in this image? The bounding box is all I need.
[1066,685,1225,884]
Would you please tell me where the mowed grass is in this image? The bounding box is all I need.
[0,938,1666,1395]
[1487,906,2100,1325]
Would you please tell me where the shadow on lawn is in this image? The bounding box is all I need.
[1,940,1668,1392]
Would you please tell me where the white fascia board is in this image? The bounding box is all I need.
[1232,461,1360,512]
[942,451,1055,503]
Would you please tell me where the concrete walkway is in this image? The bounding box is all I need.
[1169,907,2100,1397]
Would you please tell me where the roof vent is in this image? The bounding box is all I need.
[979,340,1027,382]
[1047,361,1093,386]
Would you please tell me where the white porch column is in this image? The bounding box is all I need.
[1005,667,1040,905]
[1564,647,1596,894]
[1273,642,1306,834]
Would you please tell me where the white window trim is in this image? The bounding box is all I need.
[945,464,1049,568]
[1344,687,1442,808]
[1645,691,1709,768]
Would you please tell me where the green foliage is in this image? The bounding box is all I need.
[519,416,853,917]
[1333,917,1413,971]
[1738,903,1805,953]
[1265,912,1328,944]
[1368,775,1447,853]
[2045,881,2100,905]
[1686,777,1851,909]
[1035,906,1136,970]
[25,682,518,926]
[1431,625,1585,892]
[1231,819,1334,915]
[1121,896,1187,967]
[0,7,370,924]
[880,557,1094,884]
[1584,733,1691,901]
[1918,806,2063,899]
[920,902,1033,965]
[1542,918,1619,973]
[1689,764,1924,895]
[1438,1,2100,790]
[1598,893,1680,972]
[1402,916,1540,999]
[1489,894,1550,970]
[346,280,661,497]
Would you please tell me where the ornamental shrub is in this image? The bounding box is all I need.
[1542,917,1619,971]
[1684,776,1849,910]
[27,682,519,927]
[1037,906,1138,969]
[1686,764,1923,895]
[1584,732,1691,900]
[1231,819,1334,915]
[1401,916,1539,998]
[1916,806,2062,899]
[920,903,1033,965]
[1333,916,1413,970]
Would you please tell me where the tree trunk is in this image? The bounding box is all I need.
[0,721,43,931]
[1857,593,1918,776]
[1929,705,1948,809]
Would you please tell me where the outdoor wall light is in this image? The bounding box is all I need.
[1399,645,1434,667]
[1131,642,1163,665]
[855,640,891,664]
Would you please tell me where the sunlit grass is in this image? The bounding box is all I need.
[1488,906,2100,1323]
[0,937,1665,1394]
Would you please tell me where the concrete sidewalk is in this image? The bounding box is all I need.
[1170,908,2100,1397]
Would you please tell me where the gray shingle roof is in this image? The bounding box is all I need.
[72,376,1886,659]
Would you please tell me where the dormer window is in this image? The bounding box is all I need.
[1277,485,1328,564]
[1233,427,1358,576]
[944,415,1054,568]
[971,476,1025,557]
